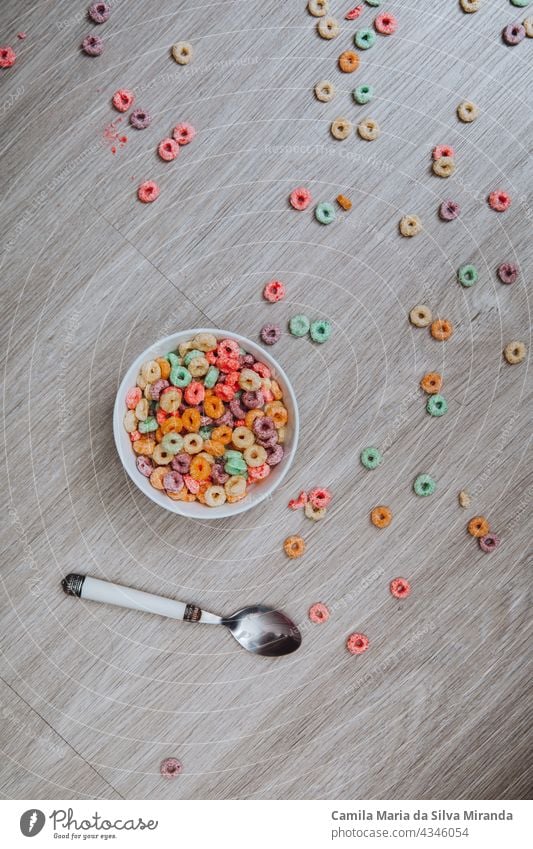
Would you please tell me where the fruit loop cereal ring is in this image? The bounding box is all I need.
[336,194,352,210]
[353,84,373,104]
[232,426,255,449]
[126,387,142,409]
[399,214,422,237]
[172,453,191,474]
[133,437,155,456]
[314,80,335,102]
[330,117,352,140]
[172,41,193,64]
[160,388,182,414]
[479,533,501,553]
[289,491,308,509]
[409,305,432,327]
[460,0,480,10]
[173,122,196,145]
[355,28,376,48]
[433,145,455,159]
[150,466,169,489]
[308,0,328,15]
[139,416,158,433]
[194,333,217,352]
[82,35,104,55]
[188,356,209,377]
[309,487,332,509]
[431,318,453,341]
[317,17,340,38]
[420,372,442,394]
[239,368,262,392]
[357,117,380,140]
[204,485,227,507]
[158,138,179,161]
[426,394,448,417]
[310,319,331,343]
[457,100,479,122]
[467,516,489,537]
[182,408,201,432]
[488,190,511,212]
[183,433,203,454]
[260,324,281,345]
[189,456,211,480]
[366,0,382,5]
[253,416,275,440]
[308,602,330,623]
[338,50,360,72]
[163,471,184,493]
[497,263,519,284]
[413,474,436,497]
[390,578,411,598]
[315,202,336,224]
[88,2,110,23]
[130,109,151,129]
[458,264,478,287]
[160,757,182,779]
[370,505,392,528]
[265,403,288,427]
[136,456,154,477]
[524,17,533,37]
[346,5,364,19]
[0,46,16,67]
[503,340,526,364]
[142,360,162,383]
[243,444,267,467]
[374,12,398,34]
[284,536,306,558]
[439,200,460,220]
[184,381,205,406]
[432,156,455,178]
[511,0,531,6]
[305,502,326,521]
[346,633,369,655]
[112,89,134,112]
[503,23,526,44]
[135,398,149,420]
[224,475,246,498]
[458,490,471,508]
[161,432,184,454]
[137,181,160,203]
[266,444,284,465]
[218,338,240,357]
[360,446,382,469]
[289,187,312,210]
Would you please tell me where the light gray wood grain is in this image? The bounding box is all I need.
[1,0,531,801]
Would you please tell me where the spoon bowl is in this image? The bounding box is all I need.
[223,605,302,656]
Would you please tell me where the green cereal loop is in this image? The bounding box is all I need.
[224,449,243,461]
[289,314,311,337]
[138,416,158,433]
[510,0,529,7]
[353,84,374,104]
[360,446,382,469]
[310,319,332,343]
[170,365,191,387]
[224,458,247,476]
[183,349,203,366]
[199,426,212,440]
[457,264,478,287]
[413,474,436,497]
[366,0,381,6]
[167,352,180,367]
[204,365,219,388]
[426,394,448,417]
[354,28,376,49]
[315,202,336,225]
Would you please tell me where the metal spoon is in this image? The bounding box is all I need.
[62,574,302,657]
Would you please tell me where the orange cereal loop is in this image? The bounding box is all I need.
[204,395,224,419]
[265,402,288,427]
[211,424,233,444]
[203,439,225,457]
[155,427,163,443]
[336,194,352,210]
[156,357,171,380]
[168,489,195,502]
[133,437,155,456]
[181,408,201,432]
[420,372,443,394]
[284,535,306,558]
[149,466,168,490]
[338,50,359,73]
[189,456,211,480]
[227,493,246,503]
[467,516,490,538]
[270,380,283,401]
[245,409,264,429]
[370,505,392,528]
[431,319,453,341]
[160,415,183,434]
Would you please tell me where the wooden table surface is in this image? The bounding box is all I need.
[1,0,531,800]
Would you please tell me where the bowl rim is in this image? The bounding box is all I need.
[113,328,300,519]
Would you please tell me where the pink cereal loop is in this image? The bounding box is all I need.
[112,89,134,112]
[217,338,240,357]
[390,577,411,598]
[488,190,511,212]
[253,361,271,378]
[173,122,196,145]
[289,491,308,509]
[309,602,330,624]
[345,5,363,21]
[138,180,160,203]
[374,12,398,35]
[289,187,312,211]
[263,280,286,302]
[346,633,369,655]
[432,144,454,160]
[126,387,142,409]
[158,138,179,161]
[308,487,332,509]
[160,757,182,779]
[183,475,200,494]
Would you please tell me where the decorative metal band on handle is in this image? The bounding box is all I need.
[183,604,202,622]
[62,573,86,597]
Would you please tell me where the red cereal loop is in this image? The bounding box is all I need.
[248,463,270,481]
[289,187,312,211]
[346,633,369,655]
[206,351,217,364]
[308,487,332,509]
[214,383,235,401]
[225,370,241,388]
[263,280,286,302]
[138,180,160,203]
[217,338,240,358]
[184,380,205,405]
[160,757,182,779]
[289,491,308,510]
[217,355,240,373]
[488,190,511,212]
[172,122,196,145]
[308,602,330,624]
[112,89,134,112]
[390,577,411,599]
[183,474,200,494]
[158,138,179,161]
[156,408,168,425]
[253,361,271,378]
[432,144,455,160]
[126,387,142,409]
[130,430,141,441]
[374,12,398,35]
[0,46,16,68]
[345,5,363,20]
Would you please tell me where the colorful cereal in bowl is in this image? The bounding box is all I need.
[114,330,299,517]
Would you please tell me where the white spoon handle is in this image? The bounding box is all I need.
[62,574,222,624]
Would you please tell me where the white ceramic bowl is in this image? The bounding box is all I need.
[113,329,299,518]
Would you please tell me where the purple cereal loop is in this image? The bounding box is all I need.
[241,390,264,409]
[130,109,152,129]
[502,23,525,45]
[230,398,246,419]
[171,453,190,473]
[214,410,234,427]
[266,444,284,466]
[82,34,104,55]
[240,353,255,367]
[163,471,184,493]
[211,464,229,485]
[88,2,110,23]
[260,323,281,345]
[256,432,278,449]
[253,415,275,438]
[497,263,518,284]
[150,378,169,400]
[200,415,213,426]
[439,200,460,220]
[479,533,501,553]
[136,456,154,477]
